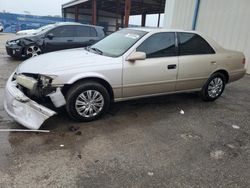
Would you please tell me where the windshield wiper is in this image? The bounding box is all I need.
[89,47,103,55]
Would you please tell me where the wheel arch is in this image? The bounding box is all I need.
[211,69,229,83]
[62,76,114,102]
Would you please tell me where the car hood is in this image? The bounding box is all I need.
[17,48,115,74]
[10,34,38,42]
[17,29,36,35]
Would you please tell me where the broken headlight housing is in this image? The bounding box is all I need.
[39,75,57,87]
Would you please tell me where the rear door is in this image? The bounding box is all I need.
[123,32,178,98]
[75,26,99,47]
[176,32,217,90]
[43,25,76,52]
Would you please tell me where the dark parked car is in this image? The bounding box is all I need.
[5,22,105,59]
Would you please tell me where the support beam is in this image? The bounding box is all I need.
[192,0,200,30]
[157,13,161,27]
[157,0,162,27]
[62,8,67,21]
[115,0,120,30]
[121,14,124,28]
[75,6,79,22]
[92,0,97,25]
[141,13,146,27]
[124,0,131,27]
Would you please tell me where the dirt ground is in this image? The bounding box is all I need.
[0,33,250,188]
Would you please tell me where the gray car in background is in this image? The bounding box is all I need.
[5,22,105,59]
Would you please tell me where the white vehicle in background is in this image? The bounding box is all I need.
[16,24,54,35]
[0,23,3,32]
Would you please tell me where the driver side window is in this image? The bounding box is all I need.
[137,32,177,58]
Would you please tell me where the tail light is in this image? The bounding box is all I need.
[242,58,246,65]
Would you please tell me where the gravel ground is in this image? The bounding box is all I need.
[0,33,250,188]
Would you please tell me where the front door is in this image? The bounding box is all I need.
[44,25,76,52]
[123,32,178,98]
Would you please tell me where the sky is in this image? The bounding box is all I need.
[0,0,164,26]
[0,0,69,16]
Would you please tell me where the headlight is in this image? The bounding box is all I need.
[39,75,57,87]
[9,40,20,45]
[16,74,38,91]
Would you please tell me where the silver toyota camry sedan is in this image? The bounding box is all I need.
[4,28,246,129]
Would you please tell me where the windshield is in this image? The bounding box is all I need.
[90,29,147,57]
[39,24,54,31]
[34,24,55,35]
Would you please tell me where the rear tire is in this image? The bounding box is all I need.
[200,73,226,101]
[66,81,110,122]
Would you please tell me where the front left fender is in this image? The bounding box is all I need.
[66,72,111,85]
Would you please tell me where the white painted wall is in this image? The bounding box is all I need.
[163,0,176,29]
[164,0,250,73]
[164,0,195,30]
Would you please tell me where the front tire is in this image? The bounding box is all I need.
[66,81,110,122]
[201,73,226,101]
[25,45,42,58]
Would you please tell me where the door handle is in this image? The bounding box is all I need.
[67,40,73,42]
[167,64,177,69]
[210,61,217,64]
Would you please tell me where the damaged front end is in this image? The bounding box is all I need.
[4,72,66,129]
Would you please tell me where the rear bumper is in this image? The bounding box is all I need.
[4,75,56,130]
[229,69,246,83]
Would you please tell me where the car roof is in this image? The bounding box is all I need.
[125,27,224,52]
[126,27,201,34]
[53,22,103,29]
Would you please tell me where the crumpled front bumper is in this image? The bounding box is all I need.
[5,43,23,58]
[4,75,56,130]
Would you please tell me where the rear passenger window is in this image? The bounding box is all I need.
[49,26,76,37]
[76,26,97,37]
[178,33,215,55]
[137,32,176,58]
[76,26,90,37]
[90,27,97,37]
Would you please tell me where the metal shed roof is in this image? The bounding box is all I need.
[62,0,166,15]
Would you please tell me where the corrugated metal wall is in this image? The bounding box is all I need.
[172,0,195,30]
[164,0,250,73]
[197,0,250,73]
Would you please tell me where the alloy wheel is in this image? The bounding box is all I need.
[207,77,224,98]
[26,46,42,57]
[75,90,104,118]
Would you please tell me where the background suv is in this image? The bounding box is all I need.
[5,22,105,59]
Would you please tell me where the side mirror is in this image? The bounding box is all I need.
[46,33,54,40]
[126,51,146,62]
